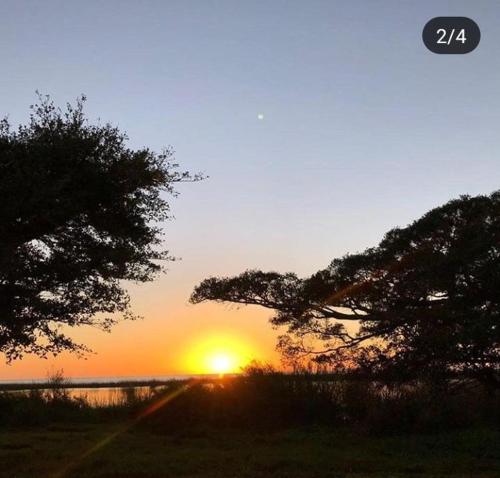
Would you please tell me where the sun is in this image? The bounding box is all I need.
[209,353,233,375]
[184,333,255,375]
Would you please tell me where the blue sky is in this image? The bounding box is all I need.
[1,0,499,377]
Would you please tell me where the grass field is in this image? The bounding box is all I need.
[1,424,499,478]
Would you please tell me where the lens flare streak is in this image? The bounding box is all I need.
[51,381,194,478]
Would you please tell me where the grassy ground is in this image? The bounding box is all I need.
[0,424,498,478]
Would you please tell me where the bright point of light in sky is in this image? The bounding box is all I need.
[184,333,255,374]
[257,113,264,120]
[209,354,232,375]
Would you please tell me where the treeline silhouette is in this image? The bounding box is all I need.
[1,366,498,434]
[192,192,500,391]
[0,95,201,360]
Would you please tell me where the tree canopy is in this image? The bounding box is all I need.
[0,95,201,360]
[192,192,500,388]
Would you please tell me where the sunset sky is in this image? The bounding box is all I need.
[1,0,500,379]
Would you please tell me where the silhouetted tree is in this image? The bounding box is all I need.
[192,192,500,389]
[0,95,202,359]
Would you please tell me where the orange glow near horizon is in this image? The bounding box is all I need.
[0,299,280,381]
[184,332,256,375]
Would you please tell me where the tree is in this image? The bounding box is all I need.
[0,95,202,360]
[191,192,500,389]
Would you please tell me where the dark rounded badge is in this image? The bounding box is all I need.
[423,17,480,54]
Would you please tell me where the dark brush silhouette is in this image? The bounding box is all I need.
[0,94,202,360]
[192,192,500,390]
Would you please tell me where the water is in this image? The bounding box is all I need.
[66,386,163,406]
[0,374,196,385]
[0,375,201,407]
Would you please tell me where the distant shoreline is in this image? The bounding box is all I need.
[0,374,231,391]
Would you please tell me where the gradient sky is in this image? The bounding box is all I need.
[1,0,499,379]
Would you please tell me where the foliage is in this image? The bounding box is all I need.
[192,192,500,388]
[145,371,499,434]
[1,371,498,434]
[45,368,71,401]
[0,94,202,359]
